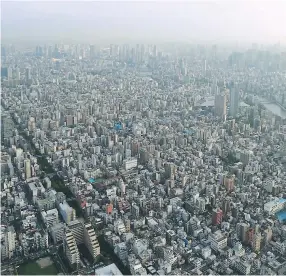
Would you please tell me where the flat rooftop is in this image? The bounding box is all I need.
[95,263,123,276]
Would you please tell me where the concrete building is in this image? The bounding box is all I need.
[230,84,239,117]
[215,94,227,120]
[59,201,76,223]
[83,223,100,260]
[1,226,16,260]
[63,231,79,267]
[209,230,227,251]
[95,263,123,276]
[49,223,65,244]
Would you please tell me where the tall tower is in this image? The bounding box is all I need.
[24,159,31,180]
[215,93,227,120]
[90,45,95,59]
[25,68,31,83]
[2,226,16,260]
[230,83,240,118]
[7,67,13,80]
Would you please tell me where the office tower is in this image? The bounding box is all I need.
[214,94,227,120]
[110,44,114,57]
[212,208,223,225]
[1,113,14,144]
[48,45,53,58]
[24,159,31,179]
[69,220,84,244]
[140,44,145,63]
[153,45,157,57]
[237,223,249,244]
[166,230,176,245]
[67,220,100,261]
[90,44,95,59]
[224,175,235,192]
[165,162,176,179]
[209,230,227,251]
[63,231,80,268]
[83,223,100,260]
[7,67,13,80]
[15,68,20,81]
[59,202,76,224]
[252,232,262,252]
[28,117,36,132]
[131,203,140,219]
[1,226,16,259]
[222,198,231,214]
[49,223,65,244]
[204,59,207,73]
[25,68,31,82]
[230,83,240,117]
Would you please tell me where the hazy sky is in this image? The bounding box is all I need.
[1,0,286,45]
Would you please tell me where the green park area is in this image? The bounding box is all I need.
[17,258,58,275]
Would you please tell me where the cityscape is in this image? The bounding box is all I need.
[1,1,286,276]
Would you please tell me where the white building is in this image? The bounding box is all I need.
[123,158,138,171]
[264,198,286,215]
[41,208,59,227]
[63,231,79,267]
[49,223,65,244]
[95,263,123,276]
[59,201,76,223]
[235,259,251,275]
[1,226,16,259]
[83,223,100,260]
[209,230,227,251]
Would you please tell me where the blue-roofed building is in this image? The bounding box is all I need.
[264,198,286,215]
[277,210,286,222]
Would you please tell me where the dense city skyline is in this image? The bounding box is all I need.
[1,1,286,276]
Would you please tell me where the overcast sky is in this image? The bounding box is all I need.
[2,0,286,45]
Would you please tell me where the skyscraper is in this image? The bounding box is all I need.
[24,159,31,180]
[7,67,13,80]
[25,68,31,83]
[90,44,95,59]
[212,208,223,225]
[230,83,240,117]
[1,226,16,260]
[215,94,227,120]
[15,68,20,81]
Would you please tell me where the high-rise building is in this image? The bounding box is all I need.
[1,226,16,260]
[7,67,13,80]
[90,44,95,59]
[1,113,14,144]
[49,223,65,244]
[15,68,20,81]
[63,231,79,268]
[209,230,227,251]
[28,117,36,132]
[222,197,231,214]
[59,201,76,224]
[237,223,250,244]
[24,159,31,180]
[83,223,100,260]
[69,220,84,244]
[214,94,227,120]
[212,208,223,225]
[25,68,31,82]
[66,220,100,261]
[252,232,262,252]
[230,83,240,117]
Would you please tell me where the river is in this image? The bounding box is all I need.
[257,97,286,119]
